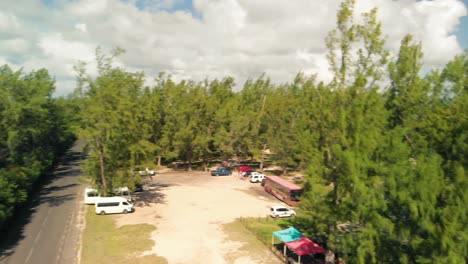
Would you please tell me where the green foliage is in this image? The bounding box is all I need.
[0,65,75,229]
[295,2,467,263]
[77,47,146,194]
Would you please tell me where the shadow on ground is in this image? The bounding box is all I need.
[132,183,175,207]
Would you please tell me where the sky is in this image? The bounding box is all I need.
[0,0,467,96]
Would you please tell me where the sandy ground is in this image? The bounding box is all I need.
[114,171,283,264]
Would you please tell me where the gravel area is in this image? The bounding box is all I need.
[114,171,282,264]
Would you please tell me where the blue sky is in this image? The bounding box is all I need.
[2,0,467,96]
[457,0,468,49]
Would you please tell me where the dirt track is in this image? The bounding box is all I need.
[114,171,282,264]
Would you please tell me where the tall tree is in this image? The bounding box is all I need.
[77,48,145,194]
[298,1,392,261]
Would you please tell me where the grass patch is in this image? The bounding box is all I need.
[81,207,167,264]
[238,216,290,244]
[223,218,287,263]
[223,221,265,261]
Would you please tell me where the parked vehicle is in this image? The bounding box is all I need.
[95,197,134,215]
[84,187,100,204]
[136,167,156,176]
[250,172,266,183]
[270,205,296,218]
[263,176,303,206]
[112,186,132,202]
[146,168,156,176]
[211,167,232,176]
[134,183,144,192]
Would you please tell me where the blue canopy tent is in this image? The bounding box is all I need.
[272,227,304,243]
[272,227,304,257]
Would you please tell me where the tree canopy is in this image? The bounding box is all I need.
[0,0,466,261]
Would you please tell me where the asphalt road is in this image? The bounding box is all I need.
[0,142,85,264]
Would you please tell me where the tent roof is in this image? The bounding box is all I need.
[285,237,326,256]
[273,227,303,242]
[239,166,253,172]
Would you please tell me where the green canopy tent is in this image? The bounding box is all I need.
[272,227,304,256]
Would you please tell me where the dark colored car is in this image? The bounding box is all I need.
[134,183,144,192]
[210,167,232,176]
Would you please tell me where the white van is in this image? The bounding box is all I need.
[112,186,132,202]
[95,197,134,215]
[84,187,101,204]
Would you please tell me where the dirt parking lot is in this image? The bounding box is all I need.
[114,171,283,264]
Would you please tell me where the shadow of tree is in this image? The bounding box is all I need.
[40,183,79,195]
[132,183,175,207]
[41,193,76,207]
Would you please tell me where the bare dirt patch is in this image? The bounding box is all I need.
[114,171,282,264]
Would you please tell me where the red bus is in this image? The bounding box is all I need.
[262,176,303,206]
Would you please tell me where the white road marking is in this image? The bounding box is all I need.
[34,229,42,243]
[24,247,34,264]
[25,207,52,264]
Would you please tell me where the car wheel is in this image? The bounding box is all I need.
[100,211,105,215]
[123,209,128,214]
[273,214,278,218]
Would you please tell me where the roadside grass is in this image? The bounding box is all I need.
[237,216,290,243]
[81,208,167,264]
[223,218,285,263]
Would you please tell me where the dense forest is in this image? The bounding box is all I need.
[0,0,466,262]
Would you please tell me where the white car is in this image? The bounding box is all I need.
[270,205,296,218]
[146,168,156,176]
[250,172,266,183]
[136,167,156,176]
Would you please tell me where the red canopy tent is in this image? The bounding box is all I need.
[284,237,326,263]
[239,166,253,173]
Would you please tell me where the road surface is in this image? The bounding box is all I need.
[0,142,85,264]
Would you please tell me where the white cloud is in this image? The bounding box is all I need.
[0,12,20,32]
[0,0,466,96]
[75,23,87,33]
[367,0,467,67]
[38,33,94,62]
[67,0,110,17]
[0,38,29,54]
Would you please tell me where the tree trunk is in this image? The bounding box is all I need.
[187,150,192,171]
[95,136,107,196]
[260,144,267,170]
[157,155,162,166]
